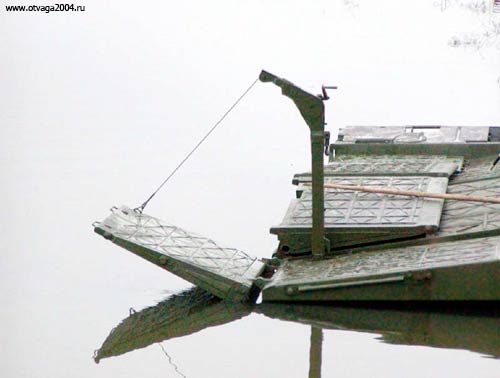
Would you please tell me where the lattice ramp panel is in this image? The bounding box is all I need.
[294,155,462,179]
[95,206,264,301]
[449,155,500,184]
[268,236,500,286]
[283,177,446,227]
[439,177,500,237]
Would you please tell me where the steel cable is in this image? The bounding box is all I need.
[135,77,259,213]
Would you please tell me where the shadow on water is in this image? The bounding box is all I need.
[94,287,499,374]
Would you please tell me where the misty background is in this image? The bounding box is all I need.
[1,1,499,377]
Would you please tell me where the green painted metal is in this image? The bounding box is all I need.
[94,206,265,302]
[336,126,491,144]
[273,176,449,254]
[308,327,323,378]
[94,75,500,304]
[331,143,500,160]
[262,235,500,301]
[293,155,463,181]
[438,176,500,239]
[449,155,500,184]
[273,121,500,301]
[331,126,500,159]
[259,70,327,258]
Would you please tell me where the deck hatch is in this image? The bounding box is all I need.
[273,176,449,252]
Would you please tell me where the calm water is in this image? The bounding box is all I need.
[91,288,500,378]
[2,134,499,378]
[3,2,499,374]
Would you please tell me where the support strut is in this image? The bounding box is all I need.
[259,70,331,258]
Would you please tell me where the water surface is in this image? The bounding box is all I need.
[93,287,499,378]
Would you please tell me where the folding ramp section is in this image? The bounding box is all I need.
[94,206,265,302]
[273,155,463,254]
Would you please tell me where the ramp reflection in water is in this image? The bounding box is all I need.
[95,289,499,374]
[94,287,252,363]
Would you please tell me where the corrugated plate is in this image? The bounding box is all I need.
[338,126,490,143]
[272,176,448,251]
[449,155,500,184]
[95,206,265,301]
[438,177,500,238]
[293,155,462,181]
[262,236,500,301]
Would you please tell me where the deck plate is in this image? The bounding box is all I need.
[273,176,448,251]
[262,236,500,301]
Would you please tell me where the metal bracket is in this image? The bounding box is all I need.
[320,85,338,101]
[286,274,407,295]
[259,70,335,258]
[324,131,330,156]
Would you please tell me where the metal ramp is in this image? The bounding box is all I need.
[272,153,467,254]
[273,174,450,253]
[293,155,463,179]
[262,235,500,301]
[94,206,265,302]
